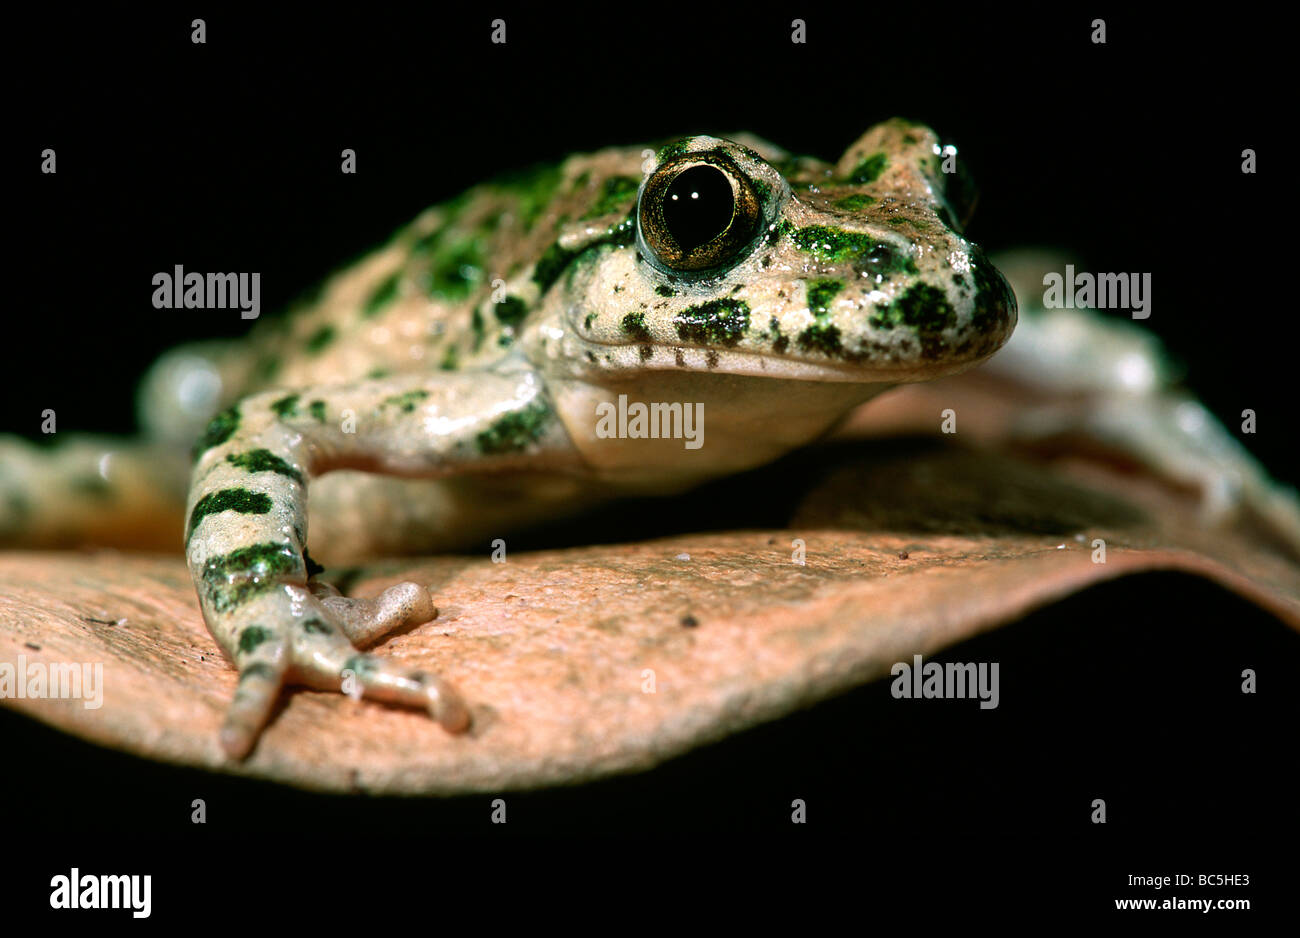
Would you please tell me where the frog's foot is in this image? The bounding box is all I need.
[218,580,470,759]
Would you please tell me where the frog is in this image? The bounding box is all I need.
[3,118,1296,759]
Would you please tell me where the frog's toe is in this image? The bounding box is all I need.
[279,585,470,734]
[308,580,437,646]
[291,626,471,734]
[221,646,290,759]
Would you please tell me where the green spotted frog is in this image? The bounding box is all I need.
[8,118,1291,759]
[175,118,1017,754]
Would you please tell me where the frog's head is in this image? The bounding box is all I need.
[548,119,1016,386]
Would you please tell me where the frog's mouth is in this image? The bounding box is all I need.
[566,332,1002,385]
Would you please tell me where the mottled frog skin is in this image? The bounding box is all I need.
[7,119,1292,759]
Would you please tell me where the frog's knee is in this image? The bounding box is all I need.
[138,341,249,446]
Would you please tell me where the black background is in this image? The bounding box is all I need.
[5,5,1297,920]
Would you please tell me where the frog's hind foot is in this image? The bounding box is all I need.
[218,580,470,760]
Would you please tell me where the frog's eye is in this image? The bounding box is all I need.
[638,156,763,274]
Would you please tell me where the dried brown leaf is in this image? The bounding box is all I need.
[3,430,1296,794]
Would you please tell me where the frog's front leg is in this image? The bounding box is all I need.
[186,367,579,758]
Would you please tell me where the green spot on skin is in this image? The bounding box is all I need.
[440,345,460,371]
[471,308,485,350]
[367,367,391,379]
[494,295,528,326]
[238,625,274,655]
[655,285,677,297]
[673,299,750,347]
[383,389,430,413]
[621,311,651,341]
[532,211,637,293]
[567,244,607,289]
[792,225,917,275]
[476,398,552,455]
[426,238,485,301]
[532,241,575,292]
[796,322,844,357]
[805,279,843,314]
[581,175,640,219]
[192,405,240,462]
[187,488,273,546]
[846,152,889,184]
[768,317,789,354]
[305,325,336,354]
[271,394,300,418]
[301,617,331,635]
[583,312,597,330]
[870,283,957,333]
[308,400,327,423]
[363,272,401,318]
[201,542,301,613]
[834,193,876,211]
[226,449,304,485]
[752,179,772,202]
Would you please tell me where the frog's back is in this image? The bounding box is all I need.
[239,144,672,393]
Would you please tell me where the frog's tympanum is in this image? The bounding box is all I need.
[3,120,1295,758]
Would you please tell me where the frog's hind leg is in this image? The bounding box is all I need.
[985,249,1300,557]
[0,434,188,548]
[0,337,253,550]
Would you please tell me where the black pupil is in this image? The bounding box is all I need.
[662,165,734,253]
